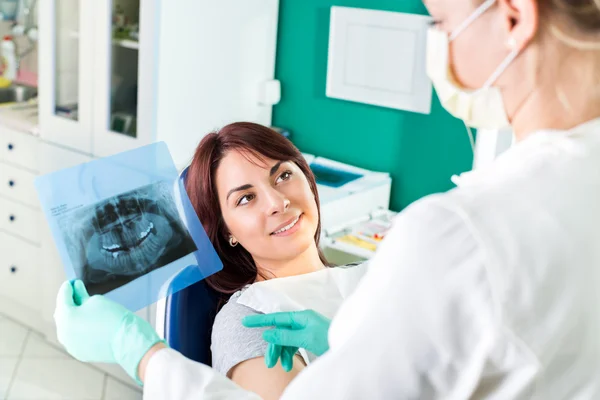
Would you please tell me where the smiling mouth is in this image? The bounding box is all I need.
[271,214,301,235]
[101,221,155,256]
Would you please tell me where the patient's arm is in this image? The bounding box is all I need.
[229,355,306,400]
[211,294,307,398]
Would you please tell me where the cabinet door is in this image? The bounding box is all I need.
[0,232,40,312]
[92,0,158,158]
[39,0,94,154]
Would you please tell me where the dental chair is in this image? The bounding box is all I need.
[157,167,220,365]
[162,276,219,365]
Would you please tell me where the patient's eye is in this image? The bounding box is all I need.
[276,171,293,184]
[237,193,255,206]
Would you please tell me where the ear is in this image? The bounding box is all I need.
[224,227,236,242]
[219,218,231,240]
[498,0,539,50]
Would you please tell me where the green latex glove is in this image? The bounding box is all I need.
[264,343,299,372]
[243,310,331,371]
[54,280,165,386]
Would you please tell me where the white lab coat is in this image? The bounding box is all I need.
[144,118,600,399]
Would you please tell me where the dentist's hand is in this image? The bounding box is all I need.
[243,310,331,371]
[54,280,165,385]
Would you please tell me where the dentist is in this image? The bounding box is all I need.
[54,0,600,398]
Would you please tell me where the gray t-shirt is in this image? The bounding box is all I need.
[211,291,267,376]
[211,263,364,376]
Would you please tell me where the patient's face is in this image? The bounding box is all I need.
[215,150,319,266]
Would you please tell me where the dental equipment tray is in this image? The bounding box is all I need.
[303,154,393,233]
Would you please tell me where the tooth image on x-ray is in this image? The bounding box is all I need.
[57,182,198,296]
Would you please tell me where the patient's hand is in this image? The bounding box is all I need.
[228,354,306,400]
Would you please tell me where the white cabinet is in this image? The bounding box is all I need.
[0,124,43,329]
[39,0,280,167]
[0,125,39,170]
[0,232,40,312]
[0,163,39,208]
[0,197,41,244]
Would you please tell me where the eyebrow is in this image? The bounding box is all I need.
[269,161,283,177]
[226,161,286,201]
[226,184,252,201]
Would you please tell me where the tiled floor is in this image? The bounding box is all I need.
[0,313,142,400]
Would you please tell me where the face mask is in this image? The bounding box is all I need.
[426,0,521,130]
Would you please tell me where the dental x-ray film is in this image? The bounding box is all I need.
[35,142,223,312]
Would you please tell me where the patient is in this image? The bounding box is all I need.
[185,122,358,399]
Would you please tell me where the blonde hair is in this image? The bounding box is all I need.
[539,0,600,107]
[548,0,600,30]
[545,0,600,48]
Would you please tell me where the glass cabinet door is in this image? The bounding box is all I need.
[93,0,159,157]
[107,0,140,138]
[39,0,94,154]
[93,0,156,158]
[54,0,80,121]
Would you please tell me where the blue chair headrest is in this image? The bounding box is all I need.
[163,166,220,365]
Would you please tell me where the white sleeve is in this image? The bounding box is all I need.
[143,348,261,400]
[280,198,504,399]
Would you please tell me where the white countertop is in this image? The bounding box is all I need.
[0,100,39,135]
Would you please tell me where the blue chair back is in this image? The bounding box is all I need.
[163,167,220,365]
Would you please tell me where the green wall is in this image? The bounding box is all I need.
[272,0,474,211]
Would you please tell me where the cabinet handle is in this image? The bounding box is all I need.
[9,215,16,222]
[10,266,17,274]
[8,180,15,187]
[7,143,14,151]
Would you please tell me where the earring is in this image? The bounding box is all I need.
[229,237,238,247]
[507,36,517,50]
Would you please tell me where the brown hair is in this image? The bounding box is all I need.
[186,122,329,300]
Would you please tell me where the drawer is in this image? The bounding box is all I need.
[0,197,41,244]
[0,163,39,208]
[0,126,39,171]
[0,231,39,311]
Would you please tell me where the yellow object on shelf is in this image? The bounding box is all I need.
[0,76,15,106]
[336,234,378,252]
[0,76,12,88]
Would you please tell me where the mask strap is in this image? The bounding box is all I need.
[449,0,497,41]
[482,47,520,88]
